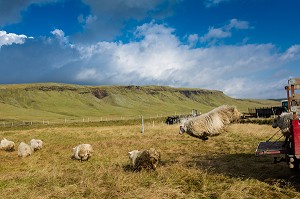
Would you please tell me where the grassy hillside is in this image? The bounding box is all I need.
[0,83,280,122]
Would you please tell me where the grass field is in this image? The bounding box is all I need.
[1,122,300,198]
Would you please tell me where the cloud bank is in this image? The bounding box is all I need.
[1,22,299,99]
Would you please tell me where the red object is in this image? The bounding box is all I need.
[292,119,300,158]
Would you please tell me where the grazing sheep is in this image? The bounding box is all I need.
[179,105,241,140]
[72,144,93,161]
[18,142,32,157]
[272,112,300,136]
[128,148,160,171]
[0,138,15,151]
[30,139,43,151]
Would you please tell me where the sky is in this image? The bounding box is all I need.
[0,0,299,99]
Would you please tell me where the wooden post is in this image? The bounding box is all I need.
[141,116,144,133]
[286,86,291,112]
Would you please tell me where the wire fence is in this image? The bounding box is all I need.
[0,112,191,128]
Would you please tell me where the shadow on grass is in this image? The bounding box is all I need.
[122,164,134,172]
[122,160,179,173]
[187,153,300,191]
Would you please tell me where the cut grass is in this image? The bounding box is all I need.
[0,123,299,198]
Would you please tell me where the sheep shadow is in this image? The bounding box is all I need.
[122,160,179,173]
[122,164,135,172]
[187,153,300,191]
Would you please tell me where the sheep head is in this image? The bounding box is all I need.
[179,118,188,134]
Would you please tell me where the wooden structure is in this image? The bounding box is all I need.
[285,78,300,118]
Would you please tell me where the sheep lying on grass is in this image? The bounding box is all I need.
[72,144,93,162]
[272,112,300,136]
[179,105,241,140]
[18,142,32,157]
[30,139,43,151]
[0,138,15,151]
[128,148,160,171]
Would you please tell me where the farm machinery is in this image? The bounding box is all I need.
[256,78,300,170]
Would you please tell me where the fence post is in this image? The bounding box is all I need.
[141,116,144,133]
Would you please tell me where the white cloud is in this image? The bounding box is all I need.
[280,45,300,61]
[226,18,250,30]
[0,30,29,48]
[187,34,199,46]
[51,29,64,38]
[50,29,74,48]
[200,19,250,44]
[203,0,232,8]
[200,27,231,43]
[76,68,99,81]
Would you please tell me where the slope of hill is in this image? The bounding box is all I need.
[0,83,280,122]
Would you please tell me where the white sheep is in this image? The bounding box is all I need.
[272,112,300,136]
[30,139,43,151]
[0,138,15,151]
[179,105,241,140]
[128,148,160,171]
[18,142,32,157]
[71,144,93,161]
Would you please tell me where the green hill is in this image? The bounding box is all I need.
[0,83,280,122]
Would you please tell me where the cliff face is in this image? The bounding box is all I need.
[0,83,279,121]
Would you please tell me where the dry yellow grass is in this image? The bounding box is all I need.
[0,123,300,198]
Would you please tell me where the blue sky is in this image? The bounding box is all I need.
[0,0,299,99]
